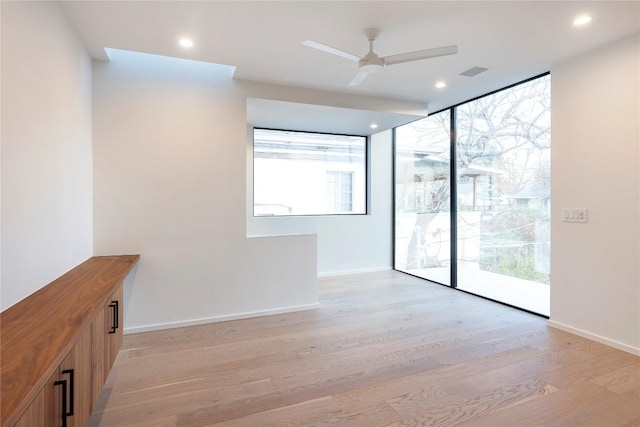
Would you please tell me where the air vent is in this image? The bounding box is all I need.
[460,66,488,77]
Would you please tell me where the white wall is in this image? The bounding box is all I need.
[247,130,393,275]
[1,1,93,310]
[550,34,640,354]
[240,80,428,117]
[92,50,318,333]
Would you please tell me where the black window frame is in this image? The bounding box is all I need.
[392,71,551,318]
[252,127,369,218]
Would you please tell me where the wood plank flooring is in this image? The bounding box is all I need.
[88,270,640,427]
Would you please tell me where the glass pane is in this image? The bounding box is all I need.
[456,75,550,315]
[254,129,366,216]
[395,111,451,285]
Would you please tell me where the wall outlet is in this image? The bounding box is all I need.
[562,208,588,223]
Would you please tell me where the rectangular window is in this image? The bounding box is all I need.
[253,128,366,216]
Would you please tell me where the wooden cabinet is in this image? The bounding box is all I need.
[105,284,124,376]
[14,328,93,427]
[91,284,124,409]
[1,255,139,427]
[13,387,47,427]
[58,326,93,427]
[91,307,106,411]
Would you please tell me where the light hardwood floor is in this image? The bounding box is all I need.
[88,270,639,427]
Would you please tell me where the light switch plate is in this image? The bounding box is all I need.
[562,208,588,223]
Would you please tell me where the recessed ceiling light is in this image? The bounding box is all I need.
[178,37,194,48]
[435,81,447,89]
[573,15,592,26]
[370,123,379,129]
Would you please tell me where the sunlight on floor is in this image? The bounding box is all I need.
[403,267,550,316]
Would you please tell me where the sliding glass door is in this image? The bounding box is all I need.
[394,74,550,316]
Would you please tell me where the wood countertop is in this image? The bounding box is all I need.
[1,255,140,427]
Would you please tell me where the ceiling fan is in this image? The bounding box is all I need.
[302,28,458,86]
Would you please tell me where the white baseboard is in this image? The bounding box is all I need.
[547,320,640,356]
[124,303,320,335]
[318,266,391,278]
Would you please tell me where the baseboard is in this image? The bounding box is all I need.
[124,303,320,335]
[547,320,640,356]
[318,266,391,278]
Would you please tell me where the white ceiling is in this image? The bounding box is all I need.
[59,1,639,132]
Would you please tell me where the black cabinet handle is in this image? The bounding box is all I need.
[108,300,119,334]
[54,379,67,427]
[61,369,74,416]
[114,300,119,330]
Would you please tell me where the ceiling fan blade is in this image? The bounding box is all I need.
[302,40,360,62]
[348,72,369,86]
[382,45,458,66]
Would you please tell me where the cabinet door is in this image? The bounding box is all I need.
[18,331,90,427]
[12,379,57,427]
[14,390,46,427]
[58,326,93,427]
[91,307,106,410]
[13,388,44,427]
[105,284,124,375]
[91,284,124,411]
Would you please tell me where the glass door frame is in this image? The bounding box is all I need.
[392,72,550,318]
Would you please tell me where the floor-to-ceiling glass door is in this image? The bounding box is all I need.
[455,76,550,315]
[394,74,550,316]
[394,111,452,285]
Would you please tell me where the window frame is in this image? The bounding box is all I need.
[392,71,551,317]
[252,127,369,218]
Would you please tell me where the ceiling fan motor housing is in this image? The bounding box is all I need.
[359,53,385,73]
